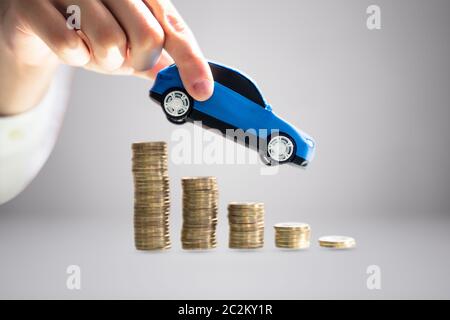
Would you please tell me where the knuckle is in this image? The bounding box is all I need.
[136,24,165,50]
[52,32,80,51]
[94,26,127,51]
[152,27,165,47]
[129,25,165,71]
[166,13,187,34]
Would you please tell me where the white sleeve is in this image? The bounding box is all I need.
[0,65,73,205]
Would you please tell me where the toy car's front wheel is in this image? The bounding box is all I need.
[161,89,193,123]
[266,133,296,164]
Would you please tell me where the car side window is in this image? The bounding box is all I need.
[209,63,266,107]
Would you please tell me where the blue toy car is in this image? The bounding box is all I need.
[149,62,315,167]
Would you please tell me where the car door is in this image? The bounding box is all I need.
[194,64,270,135]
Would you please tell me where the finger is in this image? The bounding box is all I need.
[54,0,127,72]
[18,1,90,66]
[144,0,213,101]
[83,47,173,79]
[102,0,164,72]
[133,49,174,79]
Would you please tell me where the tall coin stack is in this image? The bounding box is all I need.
[181,177,219,250]
[274,222,311,249]
[228,203,265,249]
[132,142,171,250]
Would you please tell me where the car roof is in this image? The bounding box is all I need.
[207,62,267,107]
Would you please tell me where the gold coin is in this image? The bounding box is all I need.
[274,222,310,230]
[229,243,263,249]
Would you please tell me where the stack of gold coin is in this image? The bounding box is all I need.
[318,235,356,249]
[132,142,171,250]
[228,203,265,249]
[181,177,218,250]
[274,222,311,249]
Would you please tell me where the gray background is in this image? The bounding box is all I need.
[1,0,450,299]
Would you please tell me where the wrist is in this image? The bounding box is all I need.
[0,41,59,116]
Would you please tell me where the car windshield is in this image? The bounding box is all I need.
[209,63,266,107]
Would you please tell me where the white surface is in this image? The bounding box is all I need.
[0,66,71,205]
[0,213,449,299]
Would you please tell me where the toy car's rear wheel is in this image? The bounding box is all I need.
[267,133,296,164]
[161,89,193,123]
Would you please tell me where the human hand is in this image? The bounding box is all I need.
[0,0,213,112]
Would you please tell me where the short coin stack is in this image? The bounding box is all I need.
[181,177,218,250]
[228,203,265,249]
[318,235,356,249]
[132,142,171,250]
[274,222,311,249]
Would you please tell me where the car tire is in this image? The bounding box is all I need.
[166,116,187,125]
[161,88,193,123]
[266,133,296,164]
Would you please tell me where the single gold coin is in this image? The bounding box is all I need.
[274,222,310,230]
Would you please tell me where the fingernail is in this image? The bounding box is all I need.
[193,79,213,101]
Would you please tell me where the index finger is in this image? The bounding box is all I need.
[144,0,214,101]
